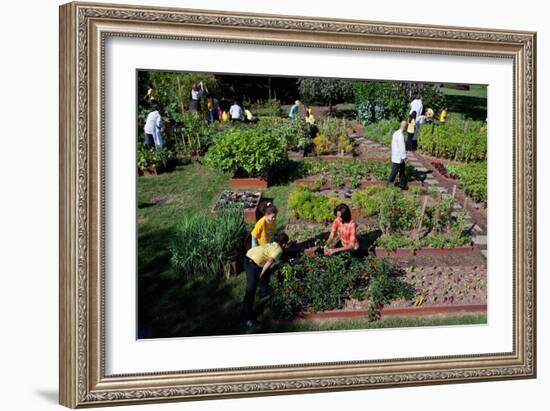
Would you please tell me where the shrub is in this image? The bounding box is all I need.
[418,114,487,162]
[170,208,248,279]
[205,128,287,178]
[378,188,417,234]
[137,146,177,172]
[352,186,384,216]
[445,161,487,206]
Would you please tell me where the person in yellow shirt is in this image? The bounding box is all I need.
[439,106,448,124]
[241,232,289,327]
[251,203,278,247]
[406,111,417,151]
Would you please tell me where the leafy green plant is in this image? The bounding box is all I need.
[204,128,287,178]
[288,186,333,223]
[418,114,487,162]
[445,161,487,206]
[170,208,248,279]
[362,118,400,144]
[352,186,384,216]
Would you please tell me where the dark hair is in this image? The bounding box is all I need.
[334,204,352,223]
[275,232,289,246]
[260,201,278,216]
[409,111,417,120]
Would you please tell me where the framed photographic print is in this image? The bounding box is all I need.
[59,1,537,408]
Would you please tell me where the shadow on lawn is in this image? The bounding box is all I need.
[138,228,247,339]
[445,95,487,122]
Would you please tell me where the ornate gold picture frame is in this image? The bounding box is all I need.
[59,1,536,408]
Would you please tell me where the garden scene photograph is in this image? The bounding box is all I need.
[136,70,488,339]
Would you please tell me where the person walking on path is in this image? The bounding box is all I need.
[387,120,408,190]
[410,95,423,117]
[143,105,164,149]
[241,233,289,328]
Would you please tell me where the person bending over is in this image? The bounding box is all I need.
[241,232,289,328]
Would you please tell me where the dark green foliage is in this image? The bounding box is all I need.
[270,254,369,320]
[260,117,311,151]
[170,208,248,279]
[298,78,357,106]
[270,255,413,322]
[205,128,287,177]
[365,258,415,321]
[418,114,487,162]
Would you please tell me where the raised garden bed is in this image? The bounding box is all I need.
[212,191,262,225]
[230,177,269,189]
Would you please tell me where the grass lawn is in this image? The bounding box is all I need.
[441,84,487,122]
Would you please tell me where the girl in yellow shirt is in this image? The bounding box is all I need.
[251,202,278,247]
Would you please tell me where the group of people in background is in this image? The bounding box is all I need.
[406,95,448,151]
[388,96,449,190]
[142,82,260,150]
[241,199,360,328]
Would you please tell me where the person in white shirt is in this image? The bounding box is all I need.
[229,101,244,122]
[143,106,164,149]
[191,81,208,112]
[410,95,423,117]
[387,121,408,190]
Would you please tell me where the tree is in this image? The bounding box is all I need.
[144,71,220,118]
[297,78,356,112]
